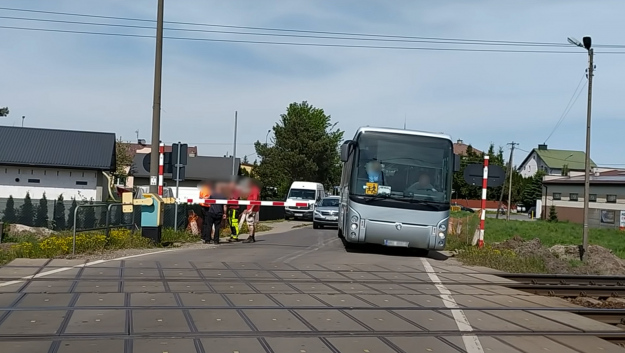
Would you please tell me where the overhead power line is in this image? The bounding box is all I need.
[0,6,575,46]
[0,25,594,54]
[544,73,588,143]
[1,7,625,53]
[0,15,577,48]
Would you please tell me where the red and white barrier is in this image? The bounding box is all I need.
[158,142,164,196]
[478,155,489,248]
[185,199,309,207]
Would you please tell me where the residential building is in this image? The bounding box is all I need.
[517,144,596,178]
[240,162,254,175]
[453,139,482,156]
[130,154,240,200]
[0,126,116,201]
[542,169,625,228]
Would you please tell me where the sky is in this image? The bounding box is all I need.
[1,0,625,167]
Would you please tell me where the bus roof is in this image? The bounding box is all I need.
[352,126,452,142]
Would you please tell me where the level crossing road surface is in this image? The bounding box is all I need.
[0,223,624,353]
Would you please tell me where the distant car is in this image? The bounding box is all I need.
[313,196,340,229]
[452,203,475,213]
[460,205,475,213]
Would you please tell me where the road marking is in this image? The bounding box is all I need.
[420,258,484,353]
[0,249,173,287]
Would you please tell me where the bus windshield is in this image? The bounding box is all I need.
[288,188,316,200]
[349,132,453,204]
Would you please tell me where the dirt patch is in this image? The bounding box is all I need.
[493,235,625,275]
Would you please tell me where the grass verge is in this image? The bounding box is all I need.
[446,212,625,273]
[0,221,275,266]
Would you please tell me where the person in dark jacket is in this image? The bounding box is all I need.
[201,182,227,245]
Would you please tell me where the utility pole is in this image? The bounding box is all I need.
[567,36,594,260]
[582,44,594,260]
[506,142,518,221]
[232,111,238,176]
[149,0,165,194]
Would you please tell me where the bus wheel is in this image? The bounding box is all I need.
[342,238,356,252]
[313,222,319,229]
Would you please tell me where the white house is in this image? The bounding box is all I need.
[0,126,116,202]
[517,144,596,178]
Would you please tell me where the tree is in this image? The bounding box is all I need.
[34,193,49,228]
[242,155,249,164]
[2,195,17,223]
[53,195,66,230]
[67,198,78,229]
[0,107,8,117]
[18,192,34,226]
[113,137,133,185]
[548,204,558,222]
[521,170,546,208]
[82,199,96,229]
[254,101,343,197]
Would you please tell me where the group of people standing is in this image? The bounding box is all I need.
[199,177,261,245]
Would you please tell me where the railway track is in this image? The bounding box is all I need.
[499,273,625,298]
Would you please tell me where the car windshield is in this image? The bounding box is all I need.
[319,198,339,207]
[288,188,316,200]
[349,132,453,203]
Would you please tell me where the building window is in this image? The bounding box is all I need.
[31,170,34,175]
[552,192,561,200]
[57,171,60,176]
[82,172,85,177]
[589,194,597,202]
[76,181,88,186]
[607,194,617,203]
[569,193,578,201]
[28,179,40,183]
[44,170,47,176]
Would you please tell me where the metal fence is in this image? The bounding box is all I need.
[0,197,286,233]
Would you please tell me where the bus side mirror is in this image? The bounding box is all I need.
[453,154,461,172]
[340,141,352,162]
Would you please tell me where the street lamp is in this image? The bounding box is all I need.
[567,36,594,261]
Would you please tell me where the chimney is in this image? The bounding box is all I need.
[538,144,548,151]
[457,139,463,144]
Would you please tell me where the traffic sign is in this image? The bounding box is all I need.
[463,163,505,188]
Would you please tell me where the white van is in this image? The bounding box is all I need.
[285,181,325,220]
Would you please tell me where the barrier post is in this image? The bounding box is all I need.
[158,142,164,196]
[478,155,489,248]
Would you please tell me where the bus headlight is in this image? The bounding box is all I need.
[439,224,447,232]
[350,215,358,223]
[438,232,446,239]
[350,223,358,230]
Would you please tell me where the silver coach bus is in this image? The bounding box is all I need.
[338,127,460,254]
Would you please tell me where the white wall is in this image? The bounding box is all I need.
[519,152,539,178]
[0,166,100,201]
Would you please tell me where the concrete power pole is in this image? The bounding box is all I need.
[149,0,165,194]
[506,142,518,221]
[582,46,594,260]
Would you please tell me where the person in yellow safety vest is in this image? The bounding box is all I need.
[228,188,240,241]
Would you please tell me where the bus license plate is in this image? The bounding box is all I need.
[295,213,303,217]
[327,216,337,220]
[384,240,409,247]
